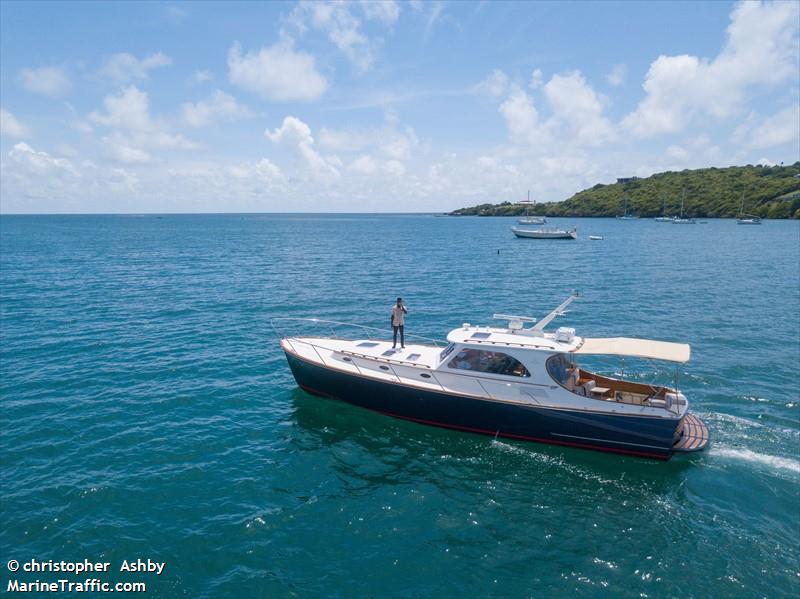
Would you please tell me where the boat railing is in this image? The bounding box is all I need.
[278,331,455,394]
[271,317,446,348]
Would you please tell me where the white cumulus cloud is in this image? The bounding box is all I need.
[623,0,799,137]
[226,158,285,183]
[318,122,419,169]
[266,116,339,178]
[348,154,378,174]
[90,86,153,131]
[181,90,252,127]
[191,70,214,84]
[109,143,151,164]
[499,85,543,144]
[99,52,172,83]
[89,86,197,162]
[289,0,400,71]
[543,71,615,145]
[529,68,544,89]
[0,109,30,137]
[731,105,800,150]
[19,66,71,96]
[8,142,78,175]
[359,0,401,24]
[227,41,327,102]
[606,64,626,87]
[474,69,510,98]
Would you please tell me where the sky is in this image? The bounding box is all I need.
[0,0,798,214]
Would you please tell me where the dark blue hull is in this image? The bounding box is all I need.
[284,349,680,460]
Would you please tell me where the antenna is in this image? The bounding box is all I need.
[532,292,579,332]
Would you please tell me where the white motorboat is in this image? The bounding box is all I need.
[737,217,762,225]
[277,294,709,460]
[512,226,577,239]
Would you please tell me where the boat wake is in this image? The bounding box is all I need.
[712,447,800,473]
[489,440,628,487]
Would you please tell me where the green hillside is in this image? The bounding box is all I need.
[449,162,800,219]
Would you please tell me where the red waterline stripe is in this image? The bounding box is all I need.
[297,383,670,460]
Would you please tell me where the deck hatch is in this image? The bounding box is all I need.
[407,353,421,361]
[357,342,380,348]
[470,332,492,340]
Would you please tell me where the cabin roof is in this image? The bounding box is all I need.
[446,326,578,351]
[571,337,691,363]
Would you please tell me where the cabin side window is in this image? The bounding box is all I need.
[439,343,457,361]
[447,349,530,377]
[546,354,579,388]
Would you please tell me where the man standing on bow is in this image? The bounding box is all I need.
[391,297,408,349]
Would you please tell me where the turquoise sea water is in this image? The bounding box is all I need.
[1,214,798,598]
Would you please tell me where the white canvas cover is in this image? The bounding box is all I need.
[572,337,691,363]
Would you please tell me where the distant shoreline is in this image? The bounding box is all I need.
[449,163,800,219]
[2,213,799,221]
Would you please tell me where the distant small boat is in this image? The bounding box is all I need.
[671,189,696,224]
[589,235,604,240]
[517,190,547,225]
[655,193,676,222]
[512,226,577,239]
[616,194,639,220]
[737,190,762,224]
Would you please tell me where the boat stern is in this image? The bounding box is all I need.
[672,413,709,453]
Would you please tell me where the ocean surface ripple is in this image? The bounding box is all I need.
[1,214,798,597]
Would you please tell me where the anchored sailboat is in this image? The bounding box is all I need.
[737,190,762,225]
[617,194,639,220]
[655,192,676,222]
[672,189,696,224]
[518,190,547,225]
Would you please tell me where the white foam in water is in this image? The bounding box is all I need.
[713,448,800,473]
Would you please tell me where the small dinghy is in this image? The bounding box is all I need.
[589,235,604,240]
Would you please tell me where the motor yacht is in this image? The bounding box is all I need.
[277,295,709,460]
